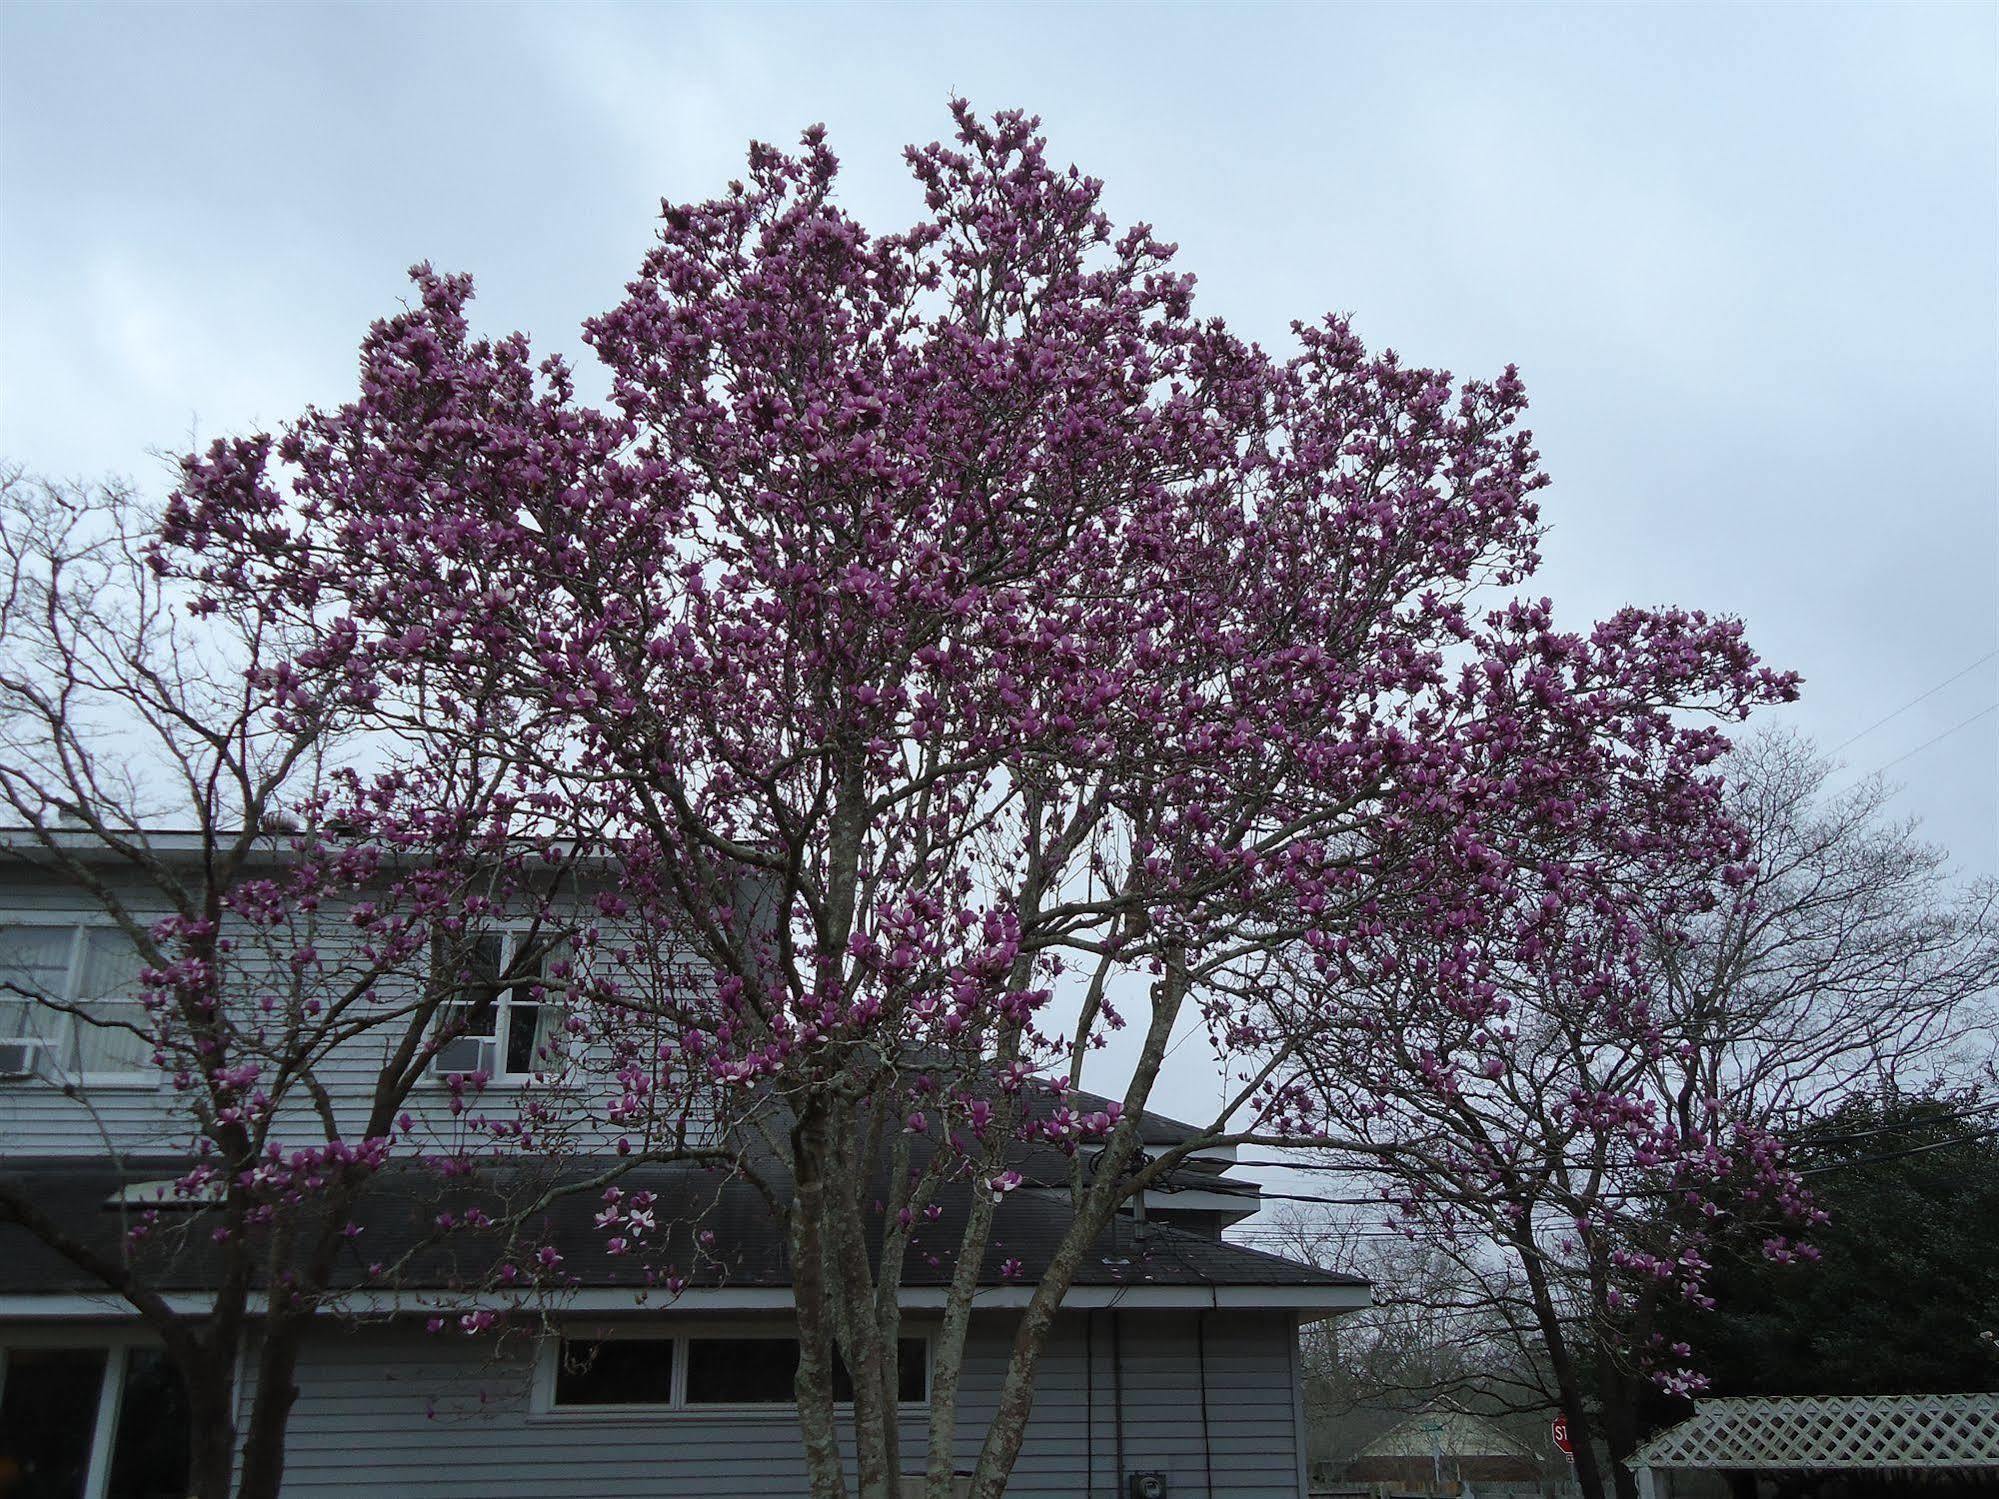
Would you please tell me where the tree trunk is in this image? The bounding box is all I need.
[233,1319,307,1499]
[183,1360,238,1499]
[1518,1247,1612,1499]
[823,1104,893,1499]
[961,959,1184,1499]
[1587,1258,1649,1499]
[963,1111,1151,1499]
[924,1177,1000,1499]
[791,1103,853,1499]
[1594,1362,1642,1499]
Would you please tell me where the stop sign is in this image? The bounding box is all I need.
[1552,1416,1573,1456]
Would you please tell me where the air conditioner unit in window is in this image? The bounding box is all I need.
[0,1037,49,1079]
[432,1035,496,1076]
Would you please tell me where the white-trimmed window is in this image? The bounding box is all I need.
[535,1328,929,1415]
[0,922,154,1082]
[430,929,566,1081]
[0,1340,189,1499]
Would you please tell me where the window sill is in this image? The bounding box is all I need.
[414,1075,549,1091]
[73,1073,165,1091]
[0,1072,163,1091]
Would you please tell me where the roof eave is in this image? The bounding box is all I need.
[0,1281,1373,1322]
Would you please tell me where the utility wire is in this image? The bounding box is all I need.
[1865,701,1998,778]
[1221,1120,1999,1217]
[1830,648,1998,755]
[1783,1097,1999,1145]
[1796,1122,1999,1174]
[1228,1097,1999,1186]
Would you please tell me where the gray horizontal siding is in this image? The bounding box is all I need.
[0,866,704,1157]
[264,1310,1302,1498]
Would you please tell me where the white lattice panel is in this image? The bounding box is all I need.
[1636,1394,1999,1471]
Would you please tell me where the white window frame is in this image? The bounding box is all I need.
[0,916,159,1088]
[528,1322,933,1421]
[0,1330,171,1499]
[428,927,570,1086]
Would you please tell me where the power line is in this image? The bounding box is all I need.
[1864,701,1997,778]
[1797,1123,1999,1174]
[1223,1121,1999,1217]
[1830,648,1999,755]
[1227,1098,1999,1189]
[1788,1097,1999,1146]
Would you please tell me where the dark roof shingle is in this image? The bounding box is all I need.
[0,1157,1363,1298]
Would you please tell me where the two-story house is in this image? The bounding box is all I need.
[0,833,1368,1498]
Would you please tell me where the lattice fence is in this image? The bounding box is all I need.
[1636,1393,1999,1471]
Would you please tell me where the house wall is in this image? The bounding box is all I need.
[0,861,698,1159]
[260,1308,1306,1498]
[2,859,1324,1497]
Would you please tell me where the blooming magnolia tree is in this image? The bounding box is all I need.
[0,470,670,1499]
[162,105,1796,1499]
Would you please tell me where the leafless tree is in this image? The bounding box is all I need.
[1285,728,1999,1499]
[0,469,650,1499]
[1651,728,1999,1118]
[1252,1209,1568,1484]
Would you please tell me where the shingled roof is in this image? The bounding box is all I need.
[0,1156,1364,1305]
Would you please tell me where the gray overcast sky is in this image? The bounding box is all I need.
[2,0,1994,901]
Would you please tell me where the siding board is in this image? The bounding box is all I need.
[0,867,704,1158]
[2,863,1315,1498]
[255,1310,1302,1497]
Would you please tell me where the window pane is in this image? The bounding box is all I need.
[77,927,143,996]
[684,1338,799,1404]
[433,933,509,1068]
[70,1002,153,1074]
[74,930,151,1074]
[444,1000,498,1040]
[505,995,568,1076]
[500,940,558,1076]
[682,1337,927,1406]
[0,926,73,1044]
[437,932,506,1007]
[106,1350,190,1499]
[0,1346,106,1499]
[553,1338,675,1406]
[504,1001,541,1074]
[469,931,507,984]
[895,1338,927,1402]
